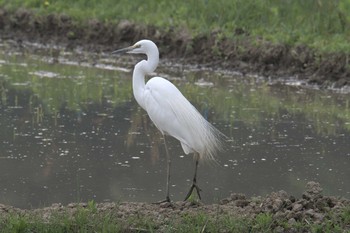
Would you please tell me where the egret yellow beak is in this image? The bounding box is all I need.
[111,45,135,54]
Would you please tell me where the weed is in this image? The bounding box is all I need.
[252,213,274,232]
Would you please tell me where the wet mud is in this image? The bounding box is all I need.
[0,8,349,88]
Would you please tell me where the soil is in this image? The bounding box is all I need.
[0,182,349,232]
[0,8,349,89]
[0,8,350,232]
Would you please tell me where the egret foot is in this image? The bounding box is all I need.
[152,196,171,204]
[184,183,202,201]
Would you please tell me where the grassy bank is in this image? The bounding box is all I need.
[1,201,350,233]
[1,0,350,87]
[1,0,350,53]
[0,182,349,232]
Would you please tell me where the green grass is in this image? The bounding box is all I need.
[0,201,122,233]
[1,0,350,52]
[1,206,349,233]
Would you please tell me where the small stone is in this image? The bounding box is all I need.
[288,218,297,225]
[306,181,322,194]
[272,198,283,211]
[315,199,327,210]
[284,199,293,210]
[67,203,76,208]
[303,181,323,200]
[51,203,62,208]
[183,201,193,208]
[292,203,303,212]
[79,203,87,208]
[274,211,286,219]
[276,190,289,200]
[325,196,337,208]
[304,200,315,209]
[220,198,231,205]
[313,213,325,222]
[287,211,300,220]
[235,199,250,207]
[305,209,315,216]
[160,202,173,208]
[275,226,285,233]
[230,193,246,200]
[302,193,311,200]
[289,195,296,203]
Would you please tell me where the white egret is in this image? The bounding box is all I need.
[112,39,224,202]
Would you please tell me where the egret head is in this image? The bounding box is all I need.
[112,40,158,55]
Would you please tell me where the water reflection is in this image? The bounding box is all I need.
[0,45,349,208]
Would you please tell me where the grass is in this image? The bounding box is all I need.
[0,201,122,233]
[1,205,349,233]
[0,0,350,53]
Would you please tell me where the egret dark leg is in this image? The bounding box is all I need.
[164,136,171,202]
[153,136,171,203]
[184,153,202,201]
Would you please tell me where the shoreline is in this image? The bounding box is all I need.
[0,8,349,90]
[0,182,349,232]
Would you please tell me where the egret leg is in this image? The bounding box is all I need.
[164,136,171,202]
[184,153,202,201]
[153,136,171,203]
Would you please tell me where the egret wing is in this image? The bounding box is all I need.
[143,77,223,160]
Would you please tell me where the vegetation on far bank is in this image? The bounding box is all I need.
[1,0,350,53]
[1,0,350,87]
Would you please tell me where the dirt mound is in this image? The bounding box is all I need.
[0,8,349,88]
[221,182,347,222]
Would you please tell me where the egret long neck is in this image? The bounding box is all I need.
[132,49,159,110]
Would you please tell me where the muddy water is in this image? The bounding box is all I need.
[0,43,349,209]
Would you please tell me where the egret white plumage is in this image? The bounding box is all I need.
[112,39,224,202]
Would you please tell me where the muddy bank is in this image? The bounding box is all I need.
[0,182,349,232]
[0,8,349,88]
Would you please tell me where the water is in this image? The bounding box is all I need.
[0,41,349,209]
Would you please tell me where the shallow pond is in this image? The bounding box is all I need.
[0,41,349,208]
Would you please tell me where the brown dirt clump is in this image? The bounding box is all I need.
[0,8,349,89]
